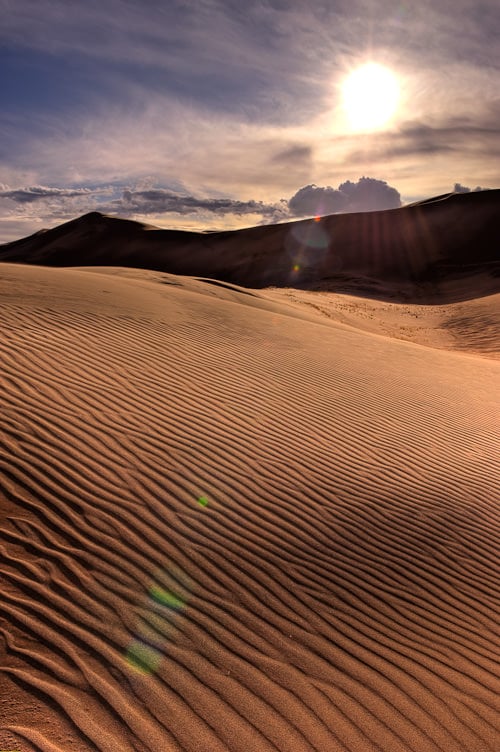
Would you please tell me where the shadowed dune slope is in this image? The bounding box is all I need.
[0,264,499,752]
[0,189,499,301]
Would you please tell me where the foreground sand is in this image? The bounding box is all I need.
[0,263,499,751]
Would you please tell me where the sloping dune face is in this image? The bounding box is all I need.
[1,189,499,296]
[1,264,499,752]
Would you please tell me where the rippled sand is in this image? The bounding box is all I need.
[1,262,499,751]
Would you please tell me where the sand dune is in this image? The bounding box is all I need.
[267,286,500,359]
[1,253,499,751]
[1,189,499,300]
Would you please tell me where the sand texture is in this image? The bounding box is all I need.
[1,194,500,751]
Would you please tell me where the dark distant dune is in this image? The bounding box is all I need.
[1,190,499,301]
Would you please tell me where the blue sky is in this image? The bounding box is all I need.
[0,0,499,241]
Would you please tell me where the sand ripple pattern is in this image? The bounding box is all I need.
[1,267,499,751]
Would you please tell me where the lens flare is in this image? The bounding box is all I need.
[149,585,185,609]
[285,219,332,282]
[126,640,163,675]
[124,562,194,675]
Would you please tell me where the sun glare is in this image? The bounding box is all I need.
[341,63,400,132]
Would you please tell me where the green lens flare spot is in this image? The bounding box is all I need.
[197,495,209,507]
[125,640,162,674]
[149,585,185,609]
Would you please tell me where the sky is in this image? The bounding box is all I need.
[0,0,499,241]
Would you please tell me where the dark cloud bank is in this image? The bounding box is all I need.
[119,190,280,217]
[0,186,93,203]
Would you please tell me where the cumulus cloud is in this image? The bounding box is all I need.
[453,183,486,193]
[288,185,347,216]
[288,177,401,217]
[338,178,402,211]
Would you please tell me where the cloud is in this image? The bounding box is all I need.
[0,183,115,242]
[0,179,292,241]
[2,91,318,200]
[0,1,345,125]
[346,114,500,167]
[1,1,499,216]
[288,185,348,216]
[115,178,403,226]
[0,216,47,243]
[288,177,401,217]
[271,145,313,165]
[1,172,495,246]
[114,189,283,217]
[337,178,402,211]
[453,183,486,193]
[0,175,404,244]
[4,1,495,137]
[0,185,94,203]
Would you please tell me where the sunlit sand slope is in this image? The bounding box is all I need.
[267,285,500,359]
[1,264,499,752]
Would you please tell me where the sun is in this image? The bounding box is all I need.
[341,63,400,132]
